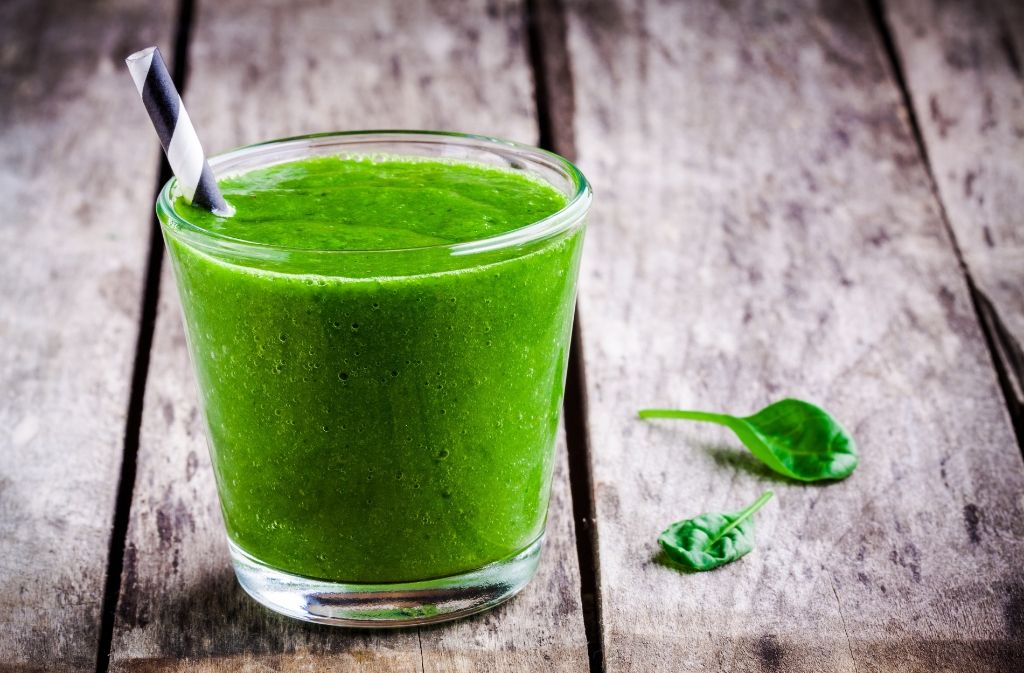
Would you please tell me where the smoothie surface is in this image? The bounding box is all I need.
[173,155,568,251]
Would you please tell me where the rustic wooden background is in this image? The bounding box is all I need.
[1,0,1022,671]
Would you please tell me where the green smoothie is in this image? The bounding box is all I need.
[162,154,583,583]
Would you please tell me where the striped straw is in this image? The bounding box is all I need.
[125,47,228,214]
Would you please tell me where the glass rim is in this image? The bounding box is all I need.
[156,130,592,257]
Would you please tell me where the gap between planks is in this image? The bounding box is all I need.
[525,1,604,672]
[867,0,1024,451]
[95,1,196,672]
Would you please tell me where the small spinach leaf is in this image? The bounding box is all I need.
[659,490,773,571]
[639,398,857,482]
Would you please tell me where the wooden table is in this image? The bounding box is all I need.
[2,0,1022,671]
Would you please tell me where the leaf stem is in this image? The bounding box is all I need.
[737,490,774,520]
[703,490,774,551]
[638,409,736,425]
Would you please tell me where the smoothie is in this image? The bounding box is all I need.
[162,152,584,584]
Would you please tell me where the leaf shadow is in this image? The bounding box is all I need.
[700,442,843,487]
[651,548,701,575]
[697,442,793,485]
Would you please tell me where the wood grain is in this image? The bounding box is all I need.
[562,0,1024,670]
[0,1,175,670]
[884,0,1024,430]
[108,0,588,670]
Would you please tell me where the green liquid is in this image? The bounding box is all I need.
[163,156,583,582]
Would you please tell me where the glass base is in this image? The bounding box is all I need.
[229,536,543,627]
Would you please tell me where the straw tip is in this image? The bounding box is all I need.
[125,46,157,64]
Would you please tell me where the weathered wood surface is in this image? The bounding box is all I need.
[564,0,1024,670]
[885,0,1024,429]
[108,0,588,671]
[0,1,174,670]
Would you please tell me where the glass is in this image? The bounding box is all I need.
[156,131,591,626]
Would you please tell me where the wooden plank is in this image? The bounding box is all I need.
[884,0,1024,428]
[562,0,1024,670]
[0,1,175,671]
[108,0,588,670]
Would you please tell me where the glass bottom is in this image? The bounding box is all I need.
[229,535,543,627]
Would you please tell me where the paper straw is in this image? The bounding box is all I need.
[125,47,228,214]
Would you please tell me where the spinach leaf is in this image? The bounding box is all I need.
[639,398,857,482]
[659,490,774,571]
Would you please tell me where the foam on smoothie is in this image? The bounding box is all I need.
[174,155,567,251]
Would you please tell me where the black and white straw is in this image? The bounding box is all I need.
[126,47,228,213]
